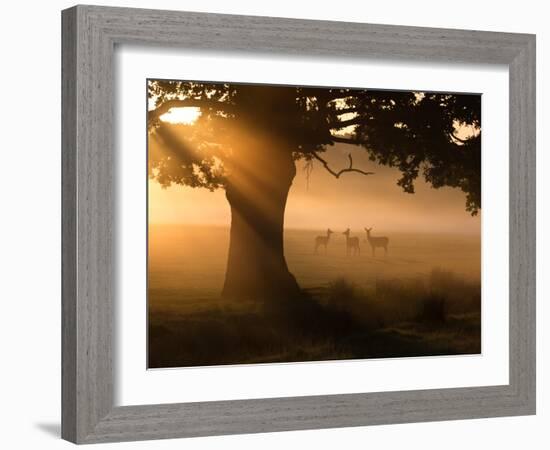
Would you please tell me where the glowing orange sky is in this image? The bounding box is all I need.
[148,141,481,235]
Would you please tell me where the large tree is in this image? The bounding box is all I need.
[147,81,481,301]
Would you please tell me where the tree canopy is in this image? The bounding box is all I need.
[147,80,481,214]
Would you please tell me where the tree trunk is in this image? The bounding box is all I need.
[221,146,301,302]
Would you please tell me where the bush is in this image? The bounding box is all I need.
[418,293,446,324]
[326,278,359,311]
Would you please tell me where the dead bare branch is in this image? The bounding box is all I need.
[311,152,374,179]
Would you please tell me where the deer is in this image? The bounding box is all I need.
[314,228,333,254]
[342,228,360,256]
[364,227,389,256]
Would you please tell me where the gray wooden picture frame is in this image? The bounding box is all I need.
[61,4,536,444]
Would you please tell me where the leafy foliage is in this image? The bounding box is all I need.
[148,80,481,213]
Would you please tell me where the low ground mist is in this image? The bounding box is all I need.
[148,225,481,368]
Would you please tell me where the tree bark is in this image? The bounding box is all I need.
[221,146,301,302]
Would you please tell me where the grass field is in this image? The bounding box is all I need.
[148,225,481,368]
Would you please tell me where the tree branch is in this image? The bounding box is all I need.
[329,117,363,129]
[148,98,234,123]
[333,107,359,115]
[449,131,469,144]
[329,135,361,145]
[312,152,374,179]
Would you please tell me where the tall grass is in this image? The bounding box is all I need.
[149,268,481,368]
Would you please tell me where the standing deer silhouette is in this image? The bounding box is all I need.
[314,228,333,254]
[342,228,360,256]
[365,227,389,256]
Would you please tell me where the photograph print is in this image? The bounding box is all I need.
[147,79,482,369]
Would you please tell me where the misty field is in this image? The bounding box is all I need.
[148,224,481,368]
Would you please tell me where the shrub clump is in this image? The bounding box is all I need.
[418,293,446,324]
[326,278,360,311]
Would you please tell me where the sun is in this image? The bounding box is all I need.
[159,107,201,125]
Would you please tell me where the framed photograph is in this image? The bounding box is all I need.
[62,5,536,444]
[146,79,483,369]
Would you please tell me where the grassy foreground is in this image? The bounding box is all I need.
[148,268,481,368]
